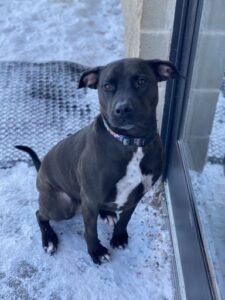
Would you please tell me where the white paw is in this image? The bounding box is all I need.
[44,242,56,255]
[104,215,117,226]
[101,253,111,262]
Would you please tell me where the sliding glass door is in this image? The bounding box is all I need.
[180,0,225,295]
[163,0,225,298]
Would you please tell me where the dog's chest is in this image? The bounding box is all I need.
[114,147,152,209]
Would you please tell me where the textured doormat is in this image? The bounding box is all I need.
[0,61,100,168]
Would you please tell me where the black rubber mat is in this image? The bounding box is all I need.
[0,61,100,168]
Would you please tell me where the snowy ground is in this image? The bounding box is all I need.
[0,0,175,299]
[190,93,225,298]
[0,165,174,300]
[191,163,225,298]
[0,0,123,66]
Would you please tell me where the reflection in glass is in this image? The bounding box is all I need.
[189,89,225,295]
[180,1,225,297]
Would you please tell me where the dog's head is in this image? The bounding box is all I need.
[78,58,179,137]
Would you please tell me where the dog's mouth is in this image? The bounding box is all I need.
[108,115,138,130]
[118,123,135,130]
[108,119,138,135]
[107,120,151,138]
[104,114,158,139]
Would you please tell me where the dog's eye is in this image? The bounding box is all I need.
[136,78,146,87]
[104,83,115,92]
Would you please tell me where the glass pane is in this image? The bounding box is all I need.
[180,0,225,298]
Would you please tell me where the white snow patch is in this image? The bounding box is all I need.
[0,0,124,66]
[143,174,153,194]
[189,93,225,296]
[190,163,225,296]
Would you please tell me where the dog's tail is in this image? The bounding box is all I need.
[15,145,41,171]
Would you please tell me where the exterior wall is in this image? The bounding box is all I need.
[121,0,176,130]
[182,0,225,171]
[121,0,143,58]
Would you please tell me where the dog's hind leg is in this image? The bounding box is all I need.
[36,210,59,255]
[36,189,79,254]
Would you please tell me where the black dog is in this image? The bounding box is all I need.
[16,58,178,264]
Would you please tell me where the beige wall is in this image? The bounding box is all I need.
[121,0,176,130]
[182,0,225,171]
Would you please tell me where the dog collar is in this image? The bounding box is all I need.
[102,118,157,147]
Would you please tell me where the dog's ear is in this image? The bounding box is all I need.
[78,66,104,89]
[147,59,180,82]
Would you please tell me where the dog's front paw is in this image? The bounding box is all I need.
[89,243,111,265]
[110,231,128,249]
[99,210,117,226]
[42,228,59,255]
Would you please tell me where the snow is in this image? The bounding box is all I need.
[190,93,225,298]
[0,0,175,299]
[190,163,225,298]
[0,164,174,300]
[0,0,124,66]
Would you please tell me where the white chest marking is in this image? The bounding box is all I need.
[115,148,153,209]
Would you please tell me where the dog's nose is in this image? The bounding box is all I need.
[114,102,133,116]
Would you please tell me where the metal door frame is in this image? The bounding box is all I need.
[161,0,215,298]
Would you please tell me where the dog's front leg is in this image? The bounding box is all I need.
[110,205,136,248]
[81,194,110,264]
